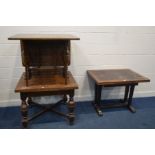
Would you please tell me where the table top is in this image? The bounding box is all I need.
[15,71,78,93]
[8,34,80,40]
[87,69,150,85]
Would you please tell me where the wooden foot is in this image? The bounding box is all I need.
[128,105,136,113]
[93,102,103,116]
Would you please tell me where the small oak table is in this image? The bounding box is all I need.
[15,71,78,128]
[87,69,150,116]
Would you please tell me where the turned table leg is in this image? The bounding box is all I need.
[27,97,33,105]
[20,93,28,128]
[63,95,68,104]
[68,92,75,125]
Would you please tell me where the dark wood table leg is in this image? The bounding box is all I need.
[127,85,136,113]
[120,85,129,103]
[68,92,75,125]
[123,85,130,102]
[63,94,68,104]
[93,83,103,116]
[27,97,33,106]
[20,93,28,128]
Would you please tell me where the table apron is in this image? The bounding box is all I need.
[102,83,138,87]
[20,89,74,98]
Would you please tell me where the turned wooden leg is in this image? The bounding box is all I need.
[20,93,28,128]
[63,95,68,104]
[68,93,75,125]
[27,97,33,106]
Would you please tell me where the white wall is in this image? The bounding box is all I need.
[0,26,155,107]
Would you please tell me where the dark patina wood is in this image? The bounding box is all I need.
[87,69,150,116]
[9,34,79,128]
[17,71,78,128]
[8,34,80,86]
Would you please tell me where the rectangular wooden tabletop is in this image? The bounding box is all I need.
[15,71,78,93]
[87,69,150,85]
[8,34,80,40]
